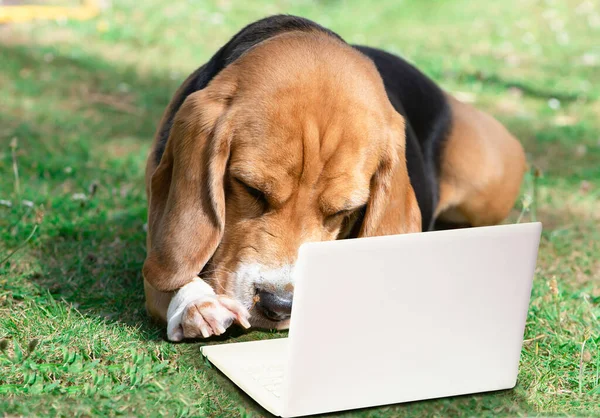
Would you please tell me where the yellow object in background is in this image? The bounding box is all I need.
[0,0,101,24]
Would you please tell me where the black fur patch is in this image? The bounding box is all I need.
[154,15,451,231]
[353,46,452,230]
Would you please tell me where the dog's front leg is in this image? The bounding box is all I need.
[166,278,251,341]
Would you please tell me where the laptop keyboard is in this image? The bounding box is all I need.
[243,363,285,398]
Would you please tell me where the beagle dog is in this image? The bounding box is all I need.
[142,15,526,341]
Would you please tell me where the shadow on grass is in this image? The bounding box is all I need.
[1,43,179,341]
[459,71,594,103]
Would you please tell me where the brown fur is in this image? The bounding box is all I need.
[143,30,523,326]
[435,95,526,226]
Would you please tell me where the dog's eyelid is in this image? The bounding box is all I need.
[235,175,271,191]
[234,177,261,192]
[332,209,352,217]
[326,204,366,220]
[234,177,269,204]
[246,183,263,197]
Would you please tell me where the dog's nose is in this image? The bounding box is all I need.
[256,290,293,321]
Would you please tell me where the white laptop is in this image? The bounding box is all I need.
[201,222,542,417]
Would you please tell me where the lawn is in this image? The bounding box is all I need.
[1,0,599,416]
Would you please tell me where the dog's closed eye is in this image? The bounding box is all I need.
[326,209,353,221]
[324,205,366,223]
[234,178,269,211]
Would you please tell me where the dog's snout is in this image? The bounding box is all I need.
[256,290,293,321]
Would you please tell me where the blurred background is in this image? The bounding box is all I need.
[1,0,598,416]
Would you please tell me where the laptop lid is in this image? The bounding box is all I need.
[282,222,542,417]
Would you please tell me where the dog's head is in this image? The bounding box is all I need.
[143,32,421,328]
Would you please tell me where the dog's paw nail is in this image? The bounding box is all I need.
[240,316,251,329]
[200,325,211,339]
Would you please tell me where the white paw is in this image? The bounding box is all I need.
[166,279,251,341]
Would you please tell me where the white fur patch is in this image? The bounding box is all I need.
[166,279,215,341]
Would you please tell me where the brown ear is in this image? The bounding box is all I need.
[142,77,236,292]
[358,114,422,237]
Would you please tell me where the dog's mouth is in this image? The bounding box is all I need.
[249,309,292,330]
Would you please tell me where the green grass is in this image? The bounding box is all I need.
[1,0,599,416]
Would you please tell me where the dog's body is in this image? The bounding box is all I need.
[142,16,526,341]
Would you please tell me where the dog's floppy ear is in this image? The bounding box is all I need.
[142,74,237,292]
[358,114,422,237]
